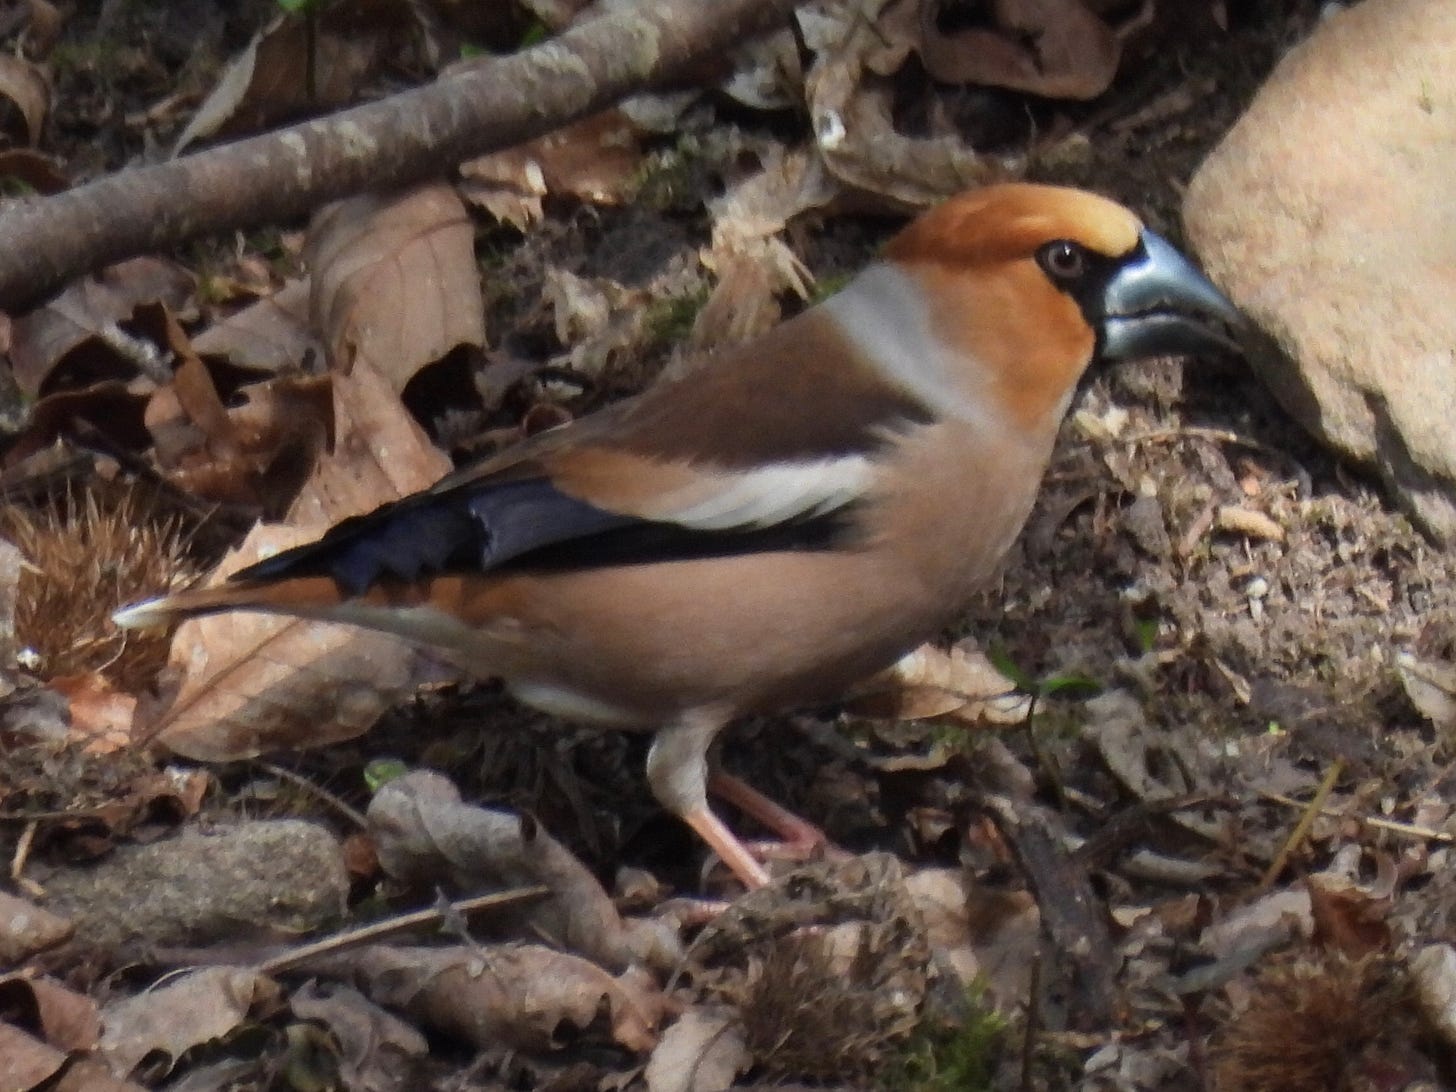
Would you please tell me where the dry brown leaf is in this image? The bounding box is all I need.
[0,891,73,964]
[0,974,101,1052]
[348,943,664,1054]
[152,358,449,759]
[146,296,333,513]
[48,672,136,753]
[645,1009,750,1092]
[916,0,1120,101]
[845,641,1025,724]
[1,381,152,466]
[148,351,239,464]
[904,868,983,990]
[459,109,647,230]
[801,1,1005,210]
[691,148,830,350]
[49,1059,146,1092]
[174,5,401,153]
[288,981,428,1087]
[1305,871,1394,958]
[542,267,651,378]
[22,0,64,59]
[1412,944,1456,1050]
[99,966,281,1078]
[0,147,67,193]
[308,184,485,392]
[1397,651,1456,732]
[8,258,195,398]
[192,278,319,374]
[0,1022,66,1090]
[369,771,678,971]
[0,54,49,145]
[518,0,594,31]
[720,25,803,111]
[151,373,332,515]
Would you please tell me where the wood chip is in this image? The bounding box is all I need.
[1216,504,1286,543]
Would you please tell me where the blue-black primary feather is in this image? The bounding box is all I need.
[232,476,852,598]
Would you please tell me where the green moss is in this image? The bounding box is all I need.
[631,136,708,212]
[642,288,708,349]
[49,40,122,77]
[888,989,1007,1092]
[808,270,853,303]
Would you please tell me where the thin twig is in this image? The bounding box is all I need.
[255,760,369,829]
[10,819,42,897]
[1258,759,1344,891]
[256,887,550,976]
[1258,789,1455,845]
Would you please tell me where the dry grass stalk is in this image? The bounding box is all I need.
[736,928,914,1080]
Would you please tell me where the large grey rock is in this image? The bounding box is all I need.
[1184,0,1456,540]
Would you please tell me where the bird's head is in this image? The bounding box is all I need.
[882,183,1243,428]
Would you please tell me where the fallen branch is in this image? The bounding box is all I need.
[0,0,796,310]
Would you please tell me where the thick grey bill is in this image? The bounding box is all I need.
[1100,229,1245,361]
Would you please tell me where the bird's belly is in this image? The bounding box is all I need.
[506,678,644,726]
[469,549,965,724]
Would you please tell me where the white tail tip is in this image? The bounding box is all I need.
[111,598,175,631]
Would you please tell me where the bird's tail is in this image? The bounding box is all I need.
[111,576,348,631]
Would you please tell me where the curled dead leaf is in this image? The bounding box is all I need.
[369,771,680,971]
[8,257,194,399]
[917,0,1121,101]
[0,1023,65,1090]
[288,981,428,1086]
[0,974,100,1052]
[0,891,73,964]
[0,148,67,193]
[308,184,485,392]
[1305,870,1394,958]
[0,54,49,145]
[48,672,136,753]
[151,358,451,759]
[174,3,406,153]
[192,278,321,374]
[459,109,647,230]
[645,1009,750,1092]
[346,943,664,1054]
[1397,651,1456,732]
[100,967,282,1078]
[801,1,1005,209]
[846,641,1025,724]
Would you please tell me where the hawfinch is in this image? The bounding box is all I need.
[115,183,1242,889]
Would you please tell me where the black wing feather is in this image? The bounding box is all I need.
[233,477,850,597]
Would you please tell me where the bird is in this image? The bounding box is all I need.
[115,183,1243,889]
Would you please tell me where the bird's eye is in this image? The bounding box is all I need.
[1038,240,1087,281]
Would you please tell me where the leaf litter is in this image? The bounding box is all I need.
[0,0,1453,1089]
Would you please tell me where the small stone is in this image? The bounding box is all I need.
[39,820,347,953]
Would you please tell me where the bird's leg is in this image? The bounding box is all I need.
[647,714,770,889]
[706,771,844,862]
